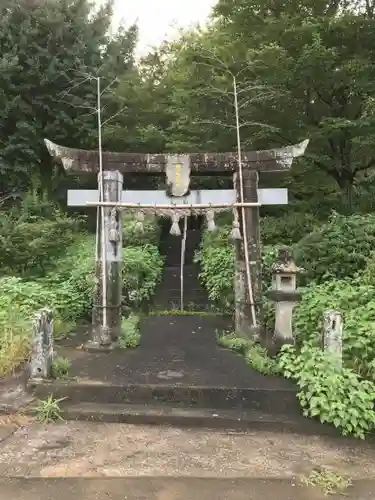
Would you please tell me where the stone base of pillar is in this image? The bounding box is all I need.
[84,323,120,352]
[84,339,118,353]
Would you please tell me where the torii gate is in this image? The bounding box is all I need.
[45,138,309,349]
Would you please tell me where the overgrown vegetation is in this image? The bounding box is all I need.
[218,331,375,438]
[279,345,375,439]
[210,209,375,438]
[119,314,141,349]
[217,332,279,376]
[51,356,71,379]
[302,469,352,496]
[0,197,163,376]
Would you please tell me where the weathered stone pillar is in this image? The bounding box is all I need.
[234,169,263,341]
[323,310,343,369]
[29,309,54,379]
[266,248,302,348]
[88,170,123,350]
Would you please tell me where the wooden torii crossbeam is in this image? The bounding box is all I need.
[45,138,309,348]
[45,139,308,174]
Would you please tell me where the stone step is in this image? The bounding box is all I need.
[58,402,338,436]
[153,264,209,309]
[27,380,300,415]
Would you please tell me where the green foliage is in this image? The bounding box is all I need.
[122,244,164,310]
[194,226,234,311]
[212,0,375,198]
[302,469,352,496]
[0,309,30,377]
[33,395,66,424]
[293,264,375,378]
[195,225,280,310]
[150,309,221,316]
[261,213,318,246]
[295,213,375,284]
[0,0,137,193]
[123,214,161,247]
[42,236,97,321]
[119,314,141,348]
[51,356,71,379]
[278,345,375,439]
[218,332,279,376]
[0,195,82,277]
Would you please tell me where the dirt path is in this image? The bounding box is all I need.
[0,421,374,479]
[1,477,375,500]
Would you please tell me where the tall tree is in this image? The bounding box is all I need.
[213,0,375,201]
[0,0,137,195]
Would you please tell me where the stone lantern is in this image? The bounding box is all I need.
[266,248,303,347]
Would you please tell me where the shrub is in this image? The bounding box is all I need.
[294,213,375,284]
[122,244,164,310]
[261,212,318,246]
[119,314,141,348]
[43,236,164,317]
[194,226,235,311]
[218,331,279,375]
[278,344,375,439]
[293,272,375,378]
[195,225,280,311]
[123,214,161,246]
[0,234,164,376]
[0,193,82,277]
[41,236,97,321]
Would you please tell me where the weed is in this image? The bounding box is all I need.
[217,331,279,375]
[33,395,66,423]
[302,468,352,496]
[0,312,30,377]
[51,356,71,379]
[119,314,141,348]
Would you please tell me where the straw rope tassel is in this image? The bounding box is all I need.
[206,209,216,232]
[170,212,181,236]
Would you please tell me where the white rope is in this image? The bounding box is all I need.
[233,76,257,329]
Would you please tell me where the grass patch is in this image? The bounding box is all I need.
[0,312,30,377]
[302,468,352,496]
[150,308,222,317]
[53,318,74,340]
[0,311,73,378]
[51,356,71,379]
[33,395,66,423]
[119,314,141,349]
[217,331,279,376]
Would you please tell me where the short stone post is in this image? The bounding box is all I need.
[89,170,123,350]
[29,308,54,379]
[323,310,343,369]
[266,248,302,347]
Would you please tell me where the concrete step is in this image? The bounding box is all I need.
[153,265,209,309]
[27,380,300,415]
[58,402,339,436]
